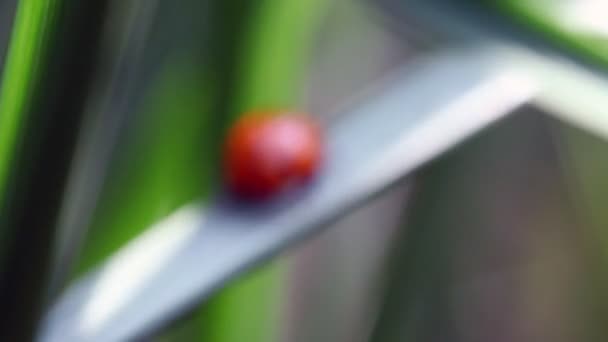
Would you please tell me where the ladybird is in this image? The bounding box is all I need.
[223,111,323,200]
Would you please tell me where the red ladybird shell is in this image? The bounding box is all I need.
[223,112,323,199]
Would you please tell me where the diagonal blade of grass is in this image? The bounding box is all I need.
[40,50,536,342]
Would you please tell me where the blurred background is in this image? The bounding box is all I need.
[1,0,608,341]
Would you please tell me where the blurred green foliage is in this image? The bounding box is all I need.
[494,1,608,66]
[0,0,59,220]
[6,0,608,341]
[72,0,331,341]
[75,59,213,274]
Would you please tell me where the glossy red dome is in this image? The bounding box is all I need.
[223,112,323,200]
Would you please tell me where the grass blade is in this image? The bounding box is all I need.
[0,0,110,339]
[41,51,534,341]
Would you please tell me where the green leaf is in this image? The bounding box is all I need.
[0,0,59,212]
[232,0,332,113]
[492,1,608,67]
[75,58,214,274]
[194,1,331,342]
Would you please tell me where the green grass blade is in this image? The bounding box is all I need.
[491,1,608,68]
[194,1,331,342]
[0,0,59,211]
[232,0,333,113]
[0,0,110,338]
[75,58,214,274]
